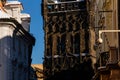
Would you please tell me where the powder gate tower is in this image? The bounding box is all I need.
[42,0,96,80]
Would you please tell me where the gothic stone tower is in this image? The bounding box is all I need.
[42,0,95,80]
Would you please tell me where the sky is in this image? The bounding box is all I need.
[19,0,44,64]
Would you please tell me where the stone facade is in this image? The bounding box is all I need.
[42,0,95,80]
[91,0,120,80]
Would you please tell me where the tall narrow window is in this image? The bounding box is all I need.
[47,35,52,56]
[61,34,66,55]
[75,33,80,54]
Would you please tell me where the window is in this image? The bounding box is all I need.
[75,33,80,54]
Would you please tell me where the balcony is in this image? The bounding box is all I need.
[99,47,120,69]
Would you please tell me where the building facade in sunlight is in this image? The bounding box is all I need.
[0,1,35,80]
[91,0,120,80]
[30,64,43,80]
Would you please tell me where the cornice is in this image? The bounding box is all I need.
[0,18,35,46]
